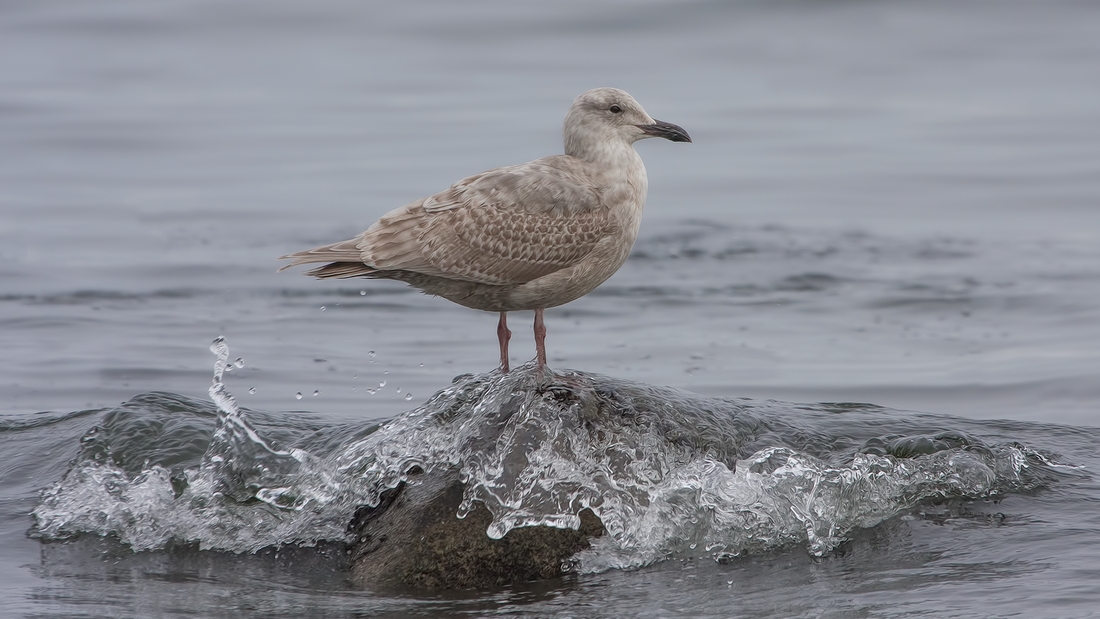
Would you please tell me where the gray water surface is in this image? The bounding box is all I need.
[2,0,1099,617]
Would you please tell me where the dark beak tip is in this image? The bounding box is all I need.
[640,119,692,143]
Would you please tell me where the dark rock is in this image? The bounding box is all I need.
[347,467,605,590]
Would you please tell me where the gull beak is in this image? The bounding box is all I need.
[637,119,692,143]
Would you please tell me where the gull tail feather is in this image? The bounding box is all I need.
[303,262,379,279]
[279,237,362,269]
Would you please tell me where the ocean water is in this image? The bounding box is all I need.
[2,0,1100,617]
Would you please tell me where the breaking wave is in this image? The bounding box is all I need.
[31,338,1066,573]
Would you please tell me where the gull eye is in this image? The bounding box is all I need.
[609,105,622,114]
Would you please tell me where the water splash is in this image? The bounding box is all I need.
[322,366,1061,572]
[30,358,1064,572]
[202,337,315,507]
[31,338,365,552]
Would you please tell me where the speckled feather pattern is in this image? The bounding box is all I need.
[365,157,618,287]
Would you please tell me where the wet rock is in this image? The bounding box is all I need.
[341,364,769,589]
[860,431,980,458]
[347,466,605,589]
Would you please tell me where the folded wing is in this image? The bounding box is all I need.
[331,156,617,285]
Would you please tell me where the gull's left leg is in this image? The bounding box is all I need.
[497,311,511,372]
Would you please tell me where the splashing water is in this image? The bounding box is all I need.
[30,349,1064,571]
[32,338,364,552]
[324,366,1061,572]
[203,337,318,508]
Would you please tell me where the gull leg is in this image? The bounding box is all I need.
[533,308,547,367]
[497,311,511,372]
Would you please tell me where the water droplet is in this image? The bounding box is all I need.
[396,388,402,394]
[312,390,319,397]
[234,357,244,368]
[419,363,424,367]
[248,387,256,394]
[320,305,326,311]
[404,393,413,401]
[295,392,303,400]
[379,380,387,388]
[383,370,389,375]
[359,290,366,296]
[224,364,233,372]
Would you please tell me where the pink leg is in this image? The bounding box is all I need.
[497,311,511,372]
[533,308,547,367]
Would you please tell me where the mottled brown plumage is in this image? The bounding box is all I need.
[280,87,690,371]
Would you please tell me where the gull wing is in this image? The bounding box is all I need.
[362,156,617,285]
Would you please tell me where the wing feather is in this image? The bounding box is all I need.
[362,156,616,285]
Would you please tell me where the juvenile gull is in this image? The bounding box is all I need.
[280,87,690,371]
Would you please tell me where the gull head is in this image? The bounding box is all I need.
[563,87,691,161]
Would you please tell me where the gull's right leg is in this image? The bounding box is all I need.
[497,311,511,372]
[533,308,547,368]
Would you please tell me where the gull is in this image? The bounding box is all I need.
[280,87,690,372]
